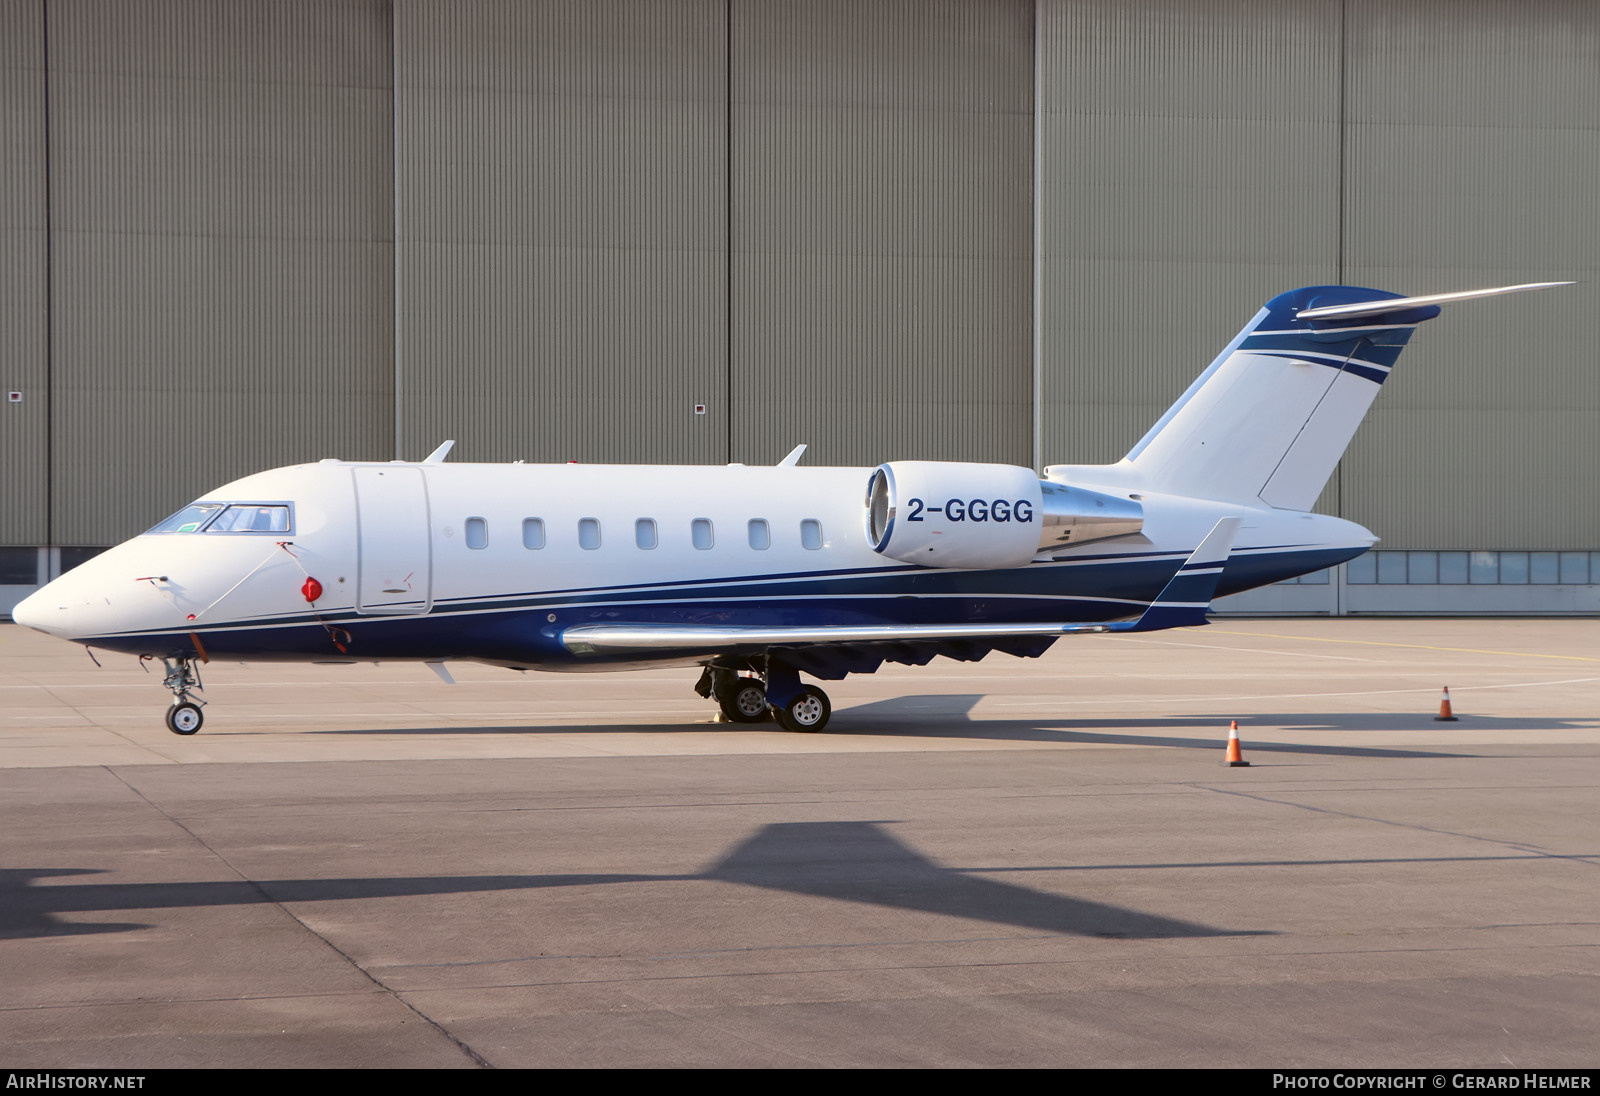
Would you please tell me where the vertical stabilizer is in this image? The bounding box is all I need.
[1119,286,1442,510]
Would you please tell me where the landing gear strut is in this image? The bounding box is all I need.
[161,657,205,736]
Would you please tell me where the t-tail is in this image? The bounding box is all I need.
[1061,281,1571,509]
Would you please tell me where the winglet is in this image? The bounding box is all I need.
[1113,517,1240,633]
[422,440,455,464]
[777,444,808,467]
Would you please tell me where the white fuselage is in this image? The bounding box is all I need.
[13,459,1374,668]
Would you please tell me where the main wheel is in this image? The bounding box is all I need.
[774,686,831,733]
[717,677,771,723]
[165,702,203,736]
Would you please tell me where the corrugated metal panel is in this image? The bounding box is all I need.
[48,0,396,545]
[730,0,1034,468]
[394,0,728,466]
[1340,0,1600,550]
[1037,0,1340,469]
[0,0,48,544]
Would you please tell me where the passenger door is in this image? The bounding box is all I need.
[352,466,433,615]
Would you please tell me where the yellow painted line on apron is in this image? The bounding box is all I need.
[1209,629,1600,664]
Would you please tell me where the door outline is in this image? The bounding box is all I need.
[352,466,433,615]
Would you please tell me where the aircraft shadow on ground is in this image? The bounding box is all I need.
[304,691,1591,757]
[1,821,1256,942]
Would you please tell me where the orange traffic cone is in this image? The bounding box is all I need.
[1434,686,1458,722]
[1223,720,1250,767]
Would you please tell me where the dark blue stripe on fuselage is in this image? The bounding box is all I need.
[77,546,1366,663]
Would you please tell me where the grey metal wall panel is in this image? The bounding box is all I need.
[730,0,1034,469]
[1037,0,1340,470]
[47,0,396,545]
[1340,0,1600,551]
[402,240,727,464]
[734,249,1032,465]
[0,0,48,544]
[395,0,727,465]
[49,0,391,87]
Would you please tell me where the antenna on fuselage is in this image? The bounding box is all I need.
[777,444,808,467]
[421,440,456,464]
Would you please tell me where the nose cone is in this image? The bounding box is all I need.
[9,551,155,643]
[10,583,70,638]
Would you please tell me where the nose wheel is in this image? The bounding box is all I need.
[160,657,206,736]
[166,701,204,736]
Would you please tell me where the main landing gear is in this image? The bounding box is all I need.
[774,685,830,734]
[160,656,205,736]
[715,675,771,724]
[696,665,833,733]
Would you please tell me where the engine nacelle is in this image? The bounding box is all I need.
[865,461,1045,569]
[865,461,1143,569]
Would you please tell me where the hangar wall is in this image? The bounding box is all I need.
[43,0,397,544]
[729,0,1034,467]
[1037,0,1342,489]
[394,0,729,466]
[0,0,48,547]
[1,0,1596,615]
[1339,0,1600,552]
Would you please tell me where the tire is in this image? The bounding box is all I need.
[717,677,771,723]
[165,702,203,736]
[774,686,831,733]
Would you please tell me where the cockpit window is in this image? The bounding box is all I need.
[146,503,226,534]
[205,505,292,533]
[145,503,292,535]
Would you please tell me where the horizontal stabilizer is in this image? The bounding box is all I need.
[1295,281,1572,321]
[1110,516,1239,633]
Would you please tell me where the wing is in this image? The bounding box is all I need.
[559,518,1241,677]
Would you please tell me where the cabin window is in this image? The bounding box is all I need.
[464,517,488,549]
[579,518,602,550]
[800,519,824,550]
[635,518,658,550]
[522,518,545,550]
[202,504,292,534]
[747,519,770,551]
[691,518,713,550]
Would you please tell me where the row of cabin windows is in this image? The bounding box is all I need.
[462,517,825,552]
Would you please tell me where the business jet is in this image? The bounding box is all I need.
[11,282,1568,736]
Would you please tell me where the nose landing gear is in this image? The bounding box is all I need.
[161,657,206,735]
